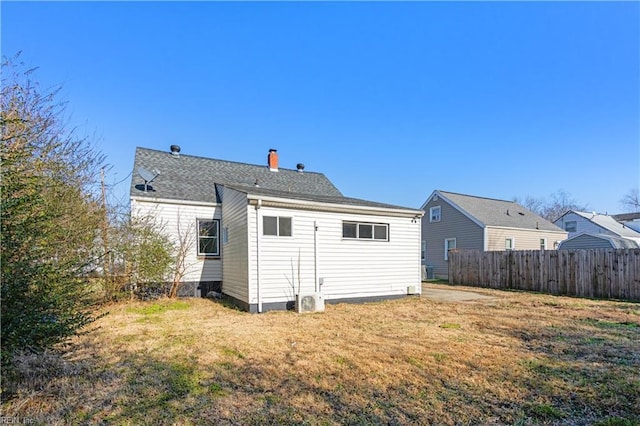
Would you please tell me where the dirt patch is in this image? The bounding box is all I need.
[421,284,497,303]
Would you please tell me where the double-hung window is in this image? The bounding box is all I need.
[444,238,456,260]
[430,206,441,223]
[198,219,220,256]
[263,216,292,237]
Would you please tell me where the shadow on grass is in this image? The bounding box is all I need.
[496,312,640,423]
[3,296,639,425]
[2,342,531,425]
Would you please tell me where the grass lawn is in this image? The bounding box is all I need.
[2,284,639,425]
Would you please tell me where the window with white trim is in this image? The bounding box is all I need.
[444,238,456,260]
[430,206,441,223]
[263,216,292,237]
[505,238,514,251]
[421,241,427,263]
[342,221,389,241]
[197,219,220,256]
[540,238,546,250]
[565,221,577,232]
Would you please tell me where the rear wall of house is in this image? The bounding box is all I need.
[131,198,221,296]
[247,206,422,309]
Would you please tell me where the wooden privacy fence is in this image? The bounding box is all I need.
[448,249,640,302]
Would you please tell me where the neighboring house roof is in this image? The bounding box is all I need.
[221,184,424,215]
[558,232,640,250]
[424,190,564,232]
[612,212,640,222]
[130,147,342,203]
[559,210,640,239]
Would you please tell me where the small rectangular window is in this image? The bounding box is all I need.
[374,224,387,240]
[421,241,427,263]
[342,221,388,241]
[198,219,220,256]
[430,206,441,223]
[263,216,278,236]
[540,238,546,250]
[505,238,514,251]
[358,223,373,239]
[263,216,292,237]
[279,217,292,237]
[444,238,456,260]
[565,221,577,233]
[343,222,357,238]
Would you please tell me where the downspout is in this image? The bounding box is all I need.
[314,221,319,293]
[255,199,262,313]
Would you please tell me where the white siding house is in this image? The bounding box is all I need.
[131,147,423,312]
[554,211,640,246]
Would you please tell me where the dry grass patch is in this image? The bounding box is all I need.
[2,285,639,425]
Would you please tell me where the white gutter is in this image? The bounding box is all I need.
[247,196,424,218]
[131,196,220,208]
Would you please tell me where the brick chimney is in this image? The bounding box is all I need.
[268,149,278,172]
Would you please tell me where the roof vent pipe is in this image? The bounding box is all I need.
[170,145,181,156]
[268,149,278,172]
[296,163,305,173]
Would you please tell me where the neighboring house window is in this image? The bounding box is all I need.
[430,206,441,223]
[540,238,546,250]
[505,238,514,251]
[421,241,427,263]
[444,238,456,260]
[263,216,292,237]
[198,219,220,256]
[565,221,577,232]
[343,221,389,241]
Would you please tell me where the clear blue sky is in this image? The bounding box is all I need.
[3,1,639,214]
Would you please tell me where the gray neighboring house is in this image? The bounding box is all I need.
[554,210,640,249]
[130,146,424,312]
[421,190,567,279]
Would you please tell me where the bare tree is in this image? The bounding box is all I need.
[619,188,640,213]
[514,189,589,222]
[168,212,196,298]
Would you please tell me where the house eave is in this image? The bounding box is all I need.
[247,195,424,218]
[130,195,220,208]
[487,225,568,234]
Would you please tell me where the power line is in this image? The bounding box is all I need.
[107,171,133,187]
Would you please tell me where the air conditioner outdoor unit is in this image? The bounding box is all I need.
[407,285,419,295]
[296,293,325,313]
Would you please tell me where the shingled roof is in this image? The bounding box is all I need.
[435,190,564,232]
[130,147,343,203]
